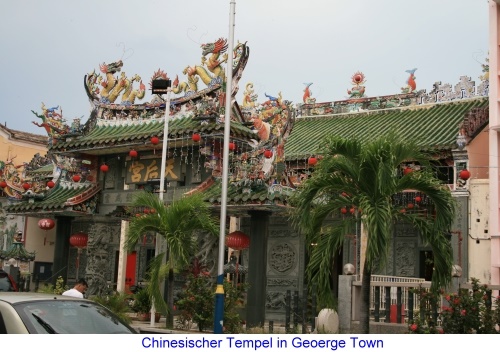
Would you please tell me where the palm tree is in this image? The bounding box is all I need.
[291,133,455,333]
[126,191,218,328]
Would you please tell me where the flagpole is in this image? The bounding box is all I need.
[214,0,236,334]
[150,83,172,326]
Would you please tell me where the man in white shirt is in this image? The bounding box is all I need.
[62,278,88,298]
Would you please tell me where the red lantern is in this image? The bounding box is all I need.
[403,167,412,176]
[459,169,470,181]
[192,133,201,142]
[415,196,422,203]
[72,174,81,182]
[407,203,414,209]
[308,156,318,166]
[229,142,236,151]
[100,164,109,173]
[129,149,138,158]
[69,232,88,249]
[86,175,94,182]
[46,180,55,188]
[143,208,150,214]
[38,218,55,231]
[341,207,347,214]
[0,180,7,188]
[349,207,355,214]
[151,136,160,145]
[22,182,31,190]
[225,231,250,250]
[264,149,273,159]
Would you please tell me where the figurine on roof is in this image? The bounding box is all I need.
[347,72,366,99]
[401,68,417,94]
[303,83,316,104]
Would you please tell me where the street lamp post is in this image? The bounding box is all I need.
[213,0,236,334]
[150,78,172,326]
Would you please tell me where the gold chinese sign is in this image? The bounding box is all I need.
[125,158,180,184]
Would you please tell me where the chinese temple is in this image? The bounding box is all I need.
[0,37,492,326]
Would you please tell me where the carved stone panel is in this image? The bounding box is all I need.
[268,242,298,275]
[394,240,416,277]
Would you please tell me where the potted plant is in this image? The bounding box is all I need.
[132,287,160,322]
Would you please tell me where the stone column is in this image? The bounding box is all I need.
[52,216,73,285]
[246,210,271,328]
[116,220,129,293]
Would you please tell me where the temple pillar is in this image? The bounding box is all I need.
[52,216,73,285]
[246,210,271,328]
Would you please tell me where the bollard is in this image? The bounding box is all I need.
[311,284,317,331]
[285,290,291,333]
[293,291,299,332]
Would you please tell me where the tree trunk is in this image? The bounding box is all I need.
[165,268,174,329]
[359,260,372,334]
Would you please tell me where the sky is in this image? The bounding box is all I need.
[0,0,489,135]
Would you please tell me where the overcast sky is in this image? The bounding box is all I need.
[0,0,489,135]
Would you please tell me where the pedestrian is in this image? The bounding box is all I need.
[62,278,88,298]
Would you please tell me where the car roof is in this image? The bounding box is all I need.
[0,292,86,304]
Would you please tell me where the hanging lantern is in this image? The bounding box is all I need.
[349,207,355,214]
[264,149,273,159]
[46,180,55,188]
[403,167,413,176]
[72,174,81,182]
[86,175,94,182]
[341,207,347,214]
[459,169,470,181]
[229,141,236,151]
[0,180,7,188]
[22,182,31,190]
[225,231,250,251]
[69,232,88,276]
[69,232,88,249]
[151,136,160,145]
[143,208,150,214]
[100,164,109,173]
[192,133,201,142]
[38,218,55,231]
[415,196,422,203]
[129,149,138,158]
[39,218,55,246]
[308,156,318,166]
[407,203,414,209]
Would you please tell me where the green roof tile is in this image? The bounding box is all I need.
[285,97,488,160]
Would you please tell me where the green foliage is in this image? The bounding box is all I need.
[91,292,133,324]
[409,278,500,334]
[125,191,219,319]
[175,273,247,333]
[38,276,68,295]
[175,274,214,331]
[131,287,152,314]
[290,133,456,332]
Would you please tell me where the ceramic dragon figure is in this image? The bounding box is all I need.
[98,60,124,103]
[121,74,146,105]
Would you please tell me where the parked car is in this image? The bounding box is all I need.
[0,270,17,292]
[0,292,137,333]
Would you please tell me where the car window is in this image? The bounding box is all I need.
[0,275,14,292]
[14,300,135,334]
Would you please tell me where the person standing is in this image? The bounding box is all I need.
[62,278,88,298]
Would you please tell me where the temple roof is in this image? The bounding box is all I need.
[49,118,257,155]
[5,182,100,216]
[285,97,488,160]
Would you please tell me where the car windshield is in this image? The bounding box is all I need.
[14,299,136,334]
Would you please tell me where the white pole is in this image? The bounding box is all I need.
[214,0,236,334]
[151,85,172,326]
